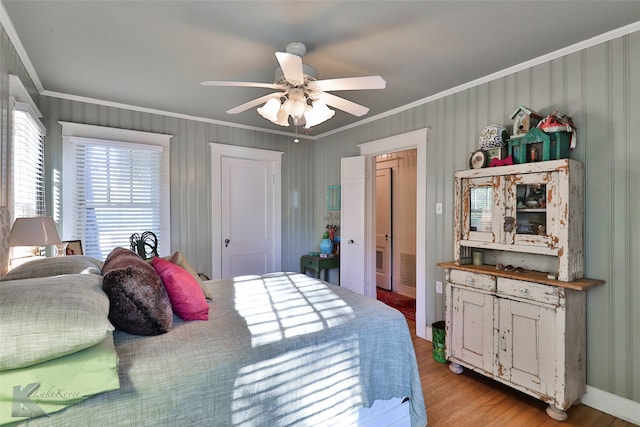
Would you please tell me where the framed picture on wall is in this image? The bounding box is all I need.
[327,185,341,210]
[64,240,83,256]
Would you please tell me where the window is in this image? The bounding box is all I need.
[12,102,45,218]
[62,123,171,260]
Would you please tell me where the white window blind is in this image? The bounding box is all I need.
[68,139,167,260]
[12,102,46,218]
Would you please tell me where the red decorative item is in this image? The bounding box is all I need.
[489,155,514,167]
[537,111,577,150]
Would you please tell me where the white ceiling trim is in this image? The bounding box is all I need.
[0,1,43,92]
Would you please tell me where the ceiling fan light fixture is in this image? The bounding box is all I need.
[283,88,307,119]
[204,41,385,130]
[274,106,290,126]
[257,98,282,122]
[304,100,335,129]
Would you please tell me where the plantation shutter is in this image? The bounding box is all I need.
[12,102,46,218]
[69,139,164,259]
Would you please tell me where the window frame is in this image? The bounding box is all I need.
[8,75,47,260]
[60,122,172,259]
[11,101,46,218]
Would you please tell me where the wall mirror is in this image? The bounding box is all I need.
[327,185,341,210]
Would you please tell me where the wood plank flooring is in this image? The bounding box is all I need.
[407,320,637,427]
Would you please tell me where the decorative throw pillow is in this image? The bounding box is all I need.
[0,255,103,282]
[170,251,214,300]
[152,257,209,321]
[102,247,173,336]
[0,274,113,370]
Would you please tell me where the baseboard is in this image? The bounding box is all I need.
[422,327,640,424]
[581,385,640,424]
[425,326,432,342]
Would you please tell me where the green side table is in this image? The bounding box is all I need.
[300,255,340,284]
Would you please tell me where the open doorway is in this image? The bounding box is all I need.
[354,128,428,339]
[375,149,417,297]
[375,149,417,320]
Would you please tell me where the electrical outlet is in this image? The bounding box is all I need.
[436,280,443,294]
[436,202,443,215]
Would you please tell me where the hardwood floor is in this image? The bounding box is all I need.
[407,320,637,427]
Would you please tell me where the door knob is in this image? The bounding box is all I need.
[224,239,230,247]
[349,239,354,244]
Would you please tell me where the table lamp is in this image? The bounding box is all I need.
[9,216,61,256]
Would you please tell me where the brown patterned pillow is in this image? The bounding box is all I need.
[102,247,173,335]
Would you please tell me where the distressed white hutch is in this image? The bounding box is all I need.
[438,159,604,421]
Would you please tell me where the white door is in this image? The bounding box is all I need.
[376,168,392,290]
[221,157,273,277]
[340,156,366,295]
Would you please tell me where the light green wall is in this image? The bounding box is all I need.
[314,31,640,401]
[39,98,319,277]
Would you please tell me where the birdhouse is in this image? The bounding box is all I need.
[510,105,543,137]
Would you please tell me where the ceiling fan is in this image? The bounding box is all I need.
[200,42,386,129]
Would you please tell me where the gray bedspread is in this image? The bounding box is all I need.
[17,272,426,426]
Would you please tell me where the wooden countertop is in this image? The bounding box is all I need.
[437,261,605,291]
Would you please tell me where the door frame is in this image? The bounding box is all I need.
[210,143,283,279]
[375,167,392,291]
[358,128,429,338]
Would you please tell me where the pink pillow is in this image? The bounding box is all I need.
[151,257,209,321]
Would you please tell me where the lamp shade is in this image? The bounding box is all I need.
[304,100,335,128]
[283,88,307,119]
[257,98,282,122]
[273,107,290,126]
[9,217,61,246]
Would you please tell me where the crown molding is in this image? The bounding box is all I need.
[0,1,43,92]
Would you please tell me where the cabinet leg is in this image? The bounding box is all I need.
[545,404,568,421]
[448,361,464,374]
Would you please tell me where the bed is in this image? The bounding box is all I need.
[0,211,427,426]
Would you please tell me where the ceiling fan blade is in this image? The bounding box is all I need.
[275,52,304,86]
[317,92,369,117]
[226,92,285,114]
[201,81,284,90]
[314,76,386,92]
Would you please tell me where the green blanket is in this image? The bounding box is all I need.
[0,333,119,425]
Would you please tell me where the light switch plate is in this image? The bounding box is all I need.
[436,280,443,294]
[436,202,443,215]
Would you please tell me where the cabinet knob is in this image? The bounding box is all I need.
[466,277,474,285]
[519,287,528,294]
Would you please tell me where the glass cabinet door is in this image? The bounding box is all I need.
[507,173,558,248]
[461,176,503,243]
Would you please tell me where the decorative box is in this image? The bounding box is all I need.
[507,127,571,164]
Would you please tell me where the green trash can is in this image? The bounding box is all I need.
[432,321,446,363]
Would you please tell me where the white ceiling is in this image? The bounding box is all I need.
[3,1,640,139]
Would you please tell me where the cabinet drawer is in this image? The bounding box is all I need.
[302,257,319,269]
[497,278,559,305]
[449,269,496,292]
